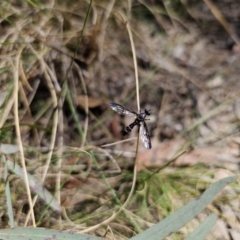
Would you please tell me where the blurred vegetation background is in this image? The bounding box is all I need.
[0,0,240,239]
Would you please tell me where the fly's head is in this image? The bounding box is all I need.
[142,108,152,121]
[138,109,151,120]
[144,109,151,116]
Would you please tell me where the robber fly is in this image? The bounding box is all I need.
[109,102,152,149]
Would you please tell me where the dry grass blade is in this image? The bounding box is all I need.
[13,48,36,227]
[204,0,240,46]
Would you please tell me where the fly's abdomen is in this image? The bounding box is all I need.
[122,120,138,135]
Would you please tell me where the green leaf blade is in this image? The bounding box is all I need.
[130,176,237,240]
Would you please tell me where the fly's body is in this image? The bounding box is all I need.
[109,102,151,149]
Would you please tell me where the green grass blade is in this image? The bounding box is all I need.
[130,176,236,240]
[0,143,20,154]
[4,160,61,212]
[3,155,15,228]
[0,227,104,240]
[185,213,218,240]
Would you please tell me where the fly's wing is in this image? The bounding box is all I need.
[109,102,136,116]
[140,121,152,149]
